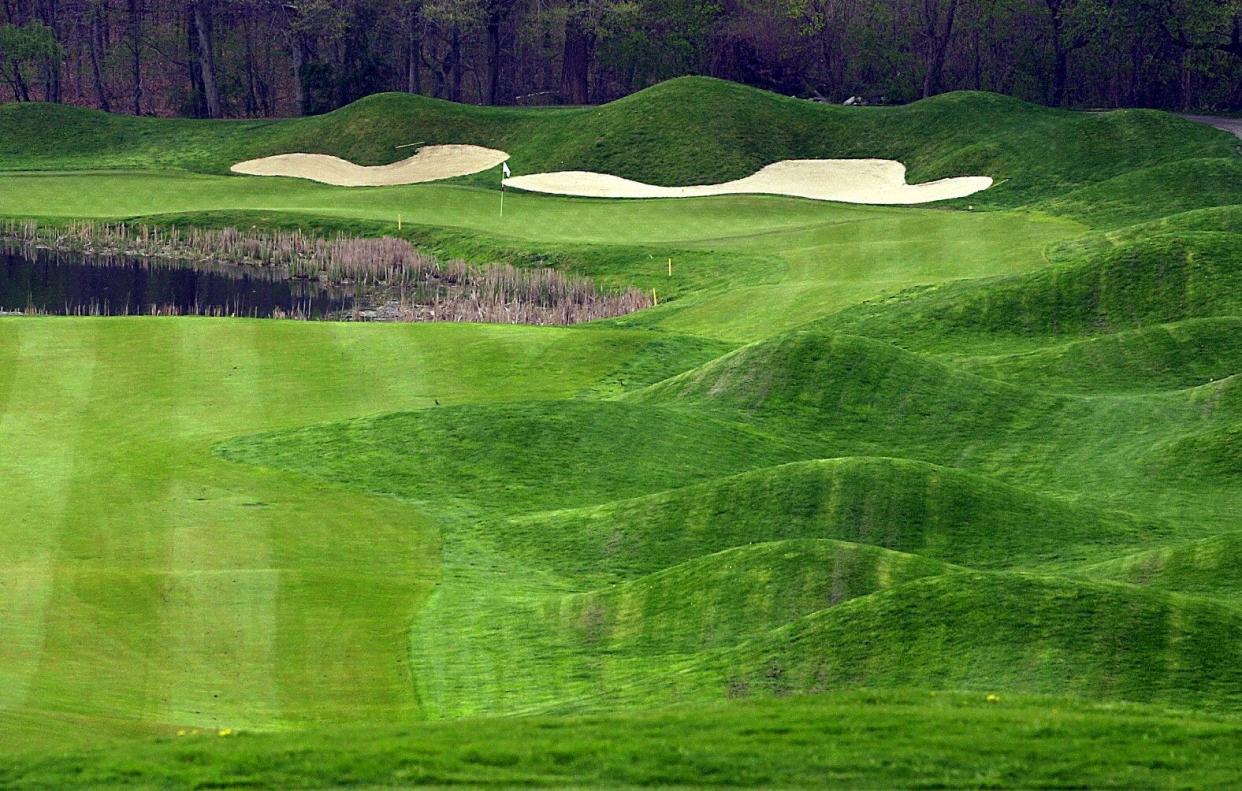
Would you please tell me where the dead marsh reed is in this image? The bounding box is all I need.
[2,220,653,325]
[2,301,316,319]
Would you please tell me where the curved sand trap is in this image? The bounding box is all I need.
[504,159,992,204]
[231,144,509,187]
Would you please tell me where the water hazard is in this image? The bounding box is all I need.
[0,247,355,319]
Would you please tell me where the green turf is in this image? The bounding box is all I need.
[1079,532,1242,603]
[0,318,718,749]
[217,327,1237,717]
[0,174,1083,341]
[6,691,1242,790]
[1,76,1241,786]
[955,317,1242,394]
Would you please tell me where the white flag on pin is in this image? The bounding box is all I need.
[502,161,512,178]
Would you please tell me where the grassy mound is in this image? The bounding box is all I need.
[494,458,1160,575]
[215,400,810,517]
[666,572,1242,713]
[627,329,1018,418]
[412,556,1242,717]
[957,317,1242,393]
[557,539,956,655]
[2,77,1235,208]
[1105,204,1242,238]
[0,94,556,175]
[822,232,1242,351]
[1038,158,1242,227]
[217,324,1239,532]
[1081,532,1242,602]
[1149,418,1242,482]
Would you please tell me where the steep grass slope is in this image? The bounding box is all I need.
[628,329,1021,416]
[1037,157,1242,226]
[221,326,1240,525]
[218,400,810,516]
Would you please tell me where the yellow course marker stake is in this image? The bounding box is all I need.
[398,214,402,231]
[652,288,659,306]
[668,258,672,277]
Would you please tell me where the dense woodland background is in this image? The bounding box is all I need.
[0,0,1239,117]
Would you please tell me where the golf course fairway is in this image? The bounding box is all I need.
[1,77,1240,787]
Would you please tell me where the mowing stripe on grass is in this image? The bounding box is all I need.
[33,323,183,723]
[0,322,99,716]
[155,321,281,730]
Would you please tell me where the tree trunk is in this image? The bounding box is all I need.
[1051,41,1069,106]
[191,0,222,118]
[1,73,19,102]
[973,27,982,91]
[128,0,141,114]
[560,4,594,104]
[813,0,835,97]
[486,6,502,104]
[1178,48,1190,111]
[2,63,31,102]
[243,12,259,115]
[15,65,30,101]
[449,24,462,102]
[39,0,60,102]
[280,0,306,115]
[406,6,422,93]
[1045,0,1073,107]
[921,0,960,98]
[290,33,306,115]
[88,3,110,112]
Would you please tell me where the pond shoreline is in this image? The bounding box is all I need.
[1,221,652,325]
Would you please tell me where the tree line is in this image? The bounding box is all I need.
[0,0,1239,117]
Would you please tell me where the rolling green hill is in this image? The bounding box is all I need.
[1,75,1240,786]
[820,232,1242,353]
[1,76,1236,208]
[488,458,1162,576]
[1081,532,1242,603]
[956,317,1242,394]
[633,571,1242,712]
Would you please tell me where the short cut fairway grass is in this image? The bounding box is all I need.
[0,319,720,750]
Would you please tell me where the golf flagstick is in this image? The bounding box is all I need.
[500,160,512,218]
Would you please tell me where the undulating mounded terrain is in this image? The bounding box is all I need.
[1,77,1240,787]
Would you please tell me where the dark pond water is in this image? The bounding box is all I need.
[0,248,356,319]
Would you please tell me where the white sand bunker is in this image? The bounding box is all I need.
[504,159,992,204]
[231,144,509,187]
